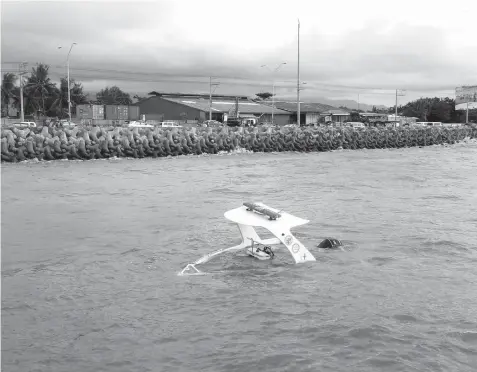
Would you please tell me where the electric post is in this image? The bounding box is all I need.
[209,77,220,121]
[18,62,28,122]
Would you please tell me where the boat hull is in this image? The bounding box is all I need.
[246,248,272,260]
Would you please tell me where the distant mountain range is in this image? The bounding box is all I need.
[311,97,389,111]
[276,94,389,111]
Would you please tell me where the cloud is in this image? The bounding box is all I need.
[1,0,476,106]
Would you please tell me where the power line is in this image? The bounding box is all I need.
[4,62,446,92]
[41,65,460,92]
[2,63,458,97]
[52,67,393,90]
[43,70,431,93]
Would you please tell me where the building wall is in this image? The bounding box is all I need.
[334,114,351,123]
[289,113,306,124]
[259,113,292,125]
[128,106,140,120]
[137,97,204,121]
[143,114,165,121]
[305,113,320,124]
[322,114,351,123]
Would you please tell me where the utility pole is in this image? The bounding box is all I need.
[395,89,398,122]
[261,62,286,124]
[358,93,360,111]
[209,76,212,121]
[297,18,301,126]
[272,82,275,124]
[58,43,77,121]
[209,76,220,121]
[466,101,469,123]
[66,43,77,121]
[235,96,240,126]
[395,89,405,125]
[18,62,28,122]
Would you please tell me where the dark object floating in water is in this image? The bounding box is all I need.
[317,238,343,249]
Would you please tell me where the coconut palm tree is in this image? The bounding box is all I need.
[48,77,88,118]
[1,72,18,117]
[24,63,58,117]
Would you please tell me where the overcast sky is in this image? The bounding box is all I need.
[1,0,476,107]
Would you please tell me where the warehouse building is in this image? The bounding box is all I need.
[320,109,351,123]
[266,101,338,125]
[136,92,292,125]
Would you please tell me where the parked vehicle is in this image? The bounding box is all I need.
[259,122,274,128]
[226,118,241,127]
[345,122,365,129]
[160,121,182,128]
[59,120,76,128]
[202,120,222,127]
[13,121,37,128]
[128,121,154,128]
[414,122,442,127]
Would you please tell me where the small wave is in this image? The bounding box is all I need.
[120,248,141,255]
[447,331,477,345]
[420,240,470,252]
[335,197,361,202]
[1,267,24,278]
[209,187,254,196]
[105,361,134,368]
[365,353,401,368]
[422,194,462,201]
[367,256,397,266]
[348,324,391,339]
[126,168,147,173]
[396,174,428,183]
[392,314,419,323]
[31,263,53,272]
[2,302,34,311]
[220,353,313,372]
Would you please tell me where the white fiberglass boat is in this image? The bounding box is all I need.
[179,202,317,276]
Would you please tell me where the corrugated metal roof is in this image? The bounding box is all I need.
[148,91,249,100]
[162,97,291,115]
[322,109,351,115]
[360,113,387,117]
[260,101,338,113]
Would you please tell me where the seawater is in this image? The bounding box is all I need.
[2,143,477,372]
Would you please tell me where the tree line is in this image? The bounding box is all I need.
[257,92,474,123]
[1,63,134,119]
[397,97,474,123]
[346,97,475,123]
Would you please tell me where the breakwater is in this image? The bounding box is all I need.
[1,125,476,162]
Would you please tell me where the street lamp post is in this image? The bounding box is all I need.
[297,18,300,126]
[297,81,307,125]
[18,62,28,123]
[261,62,286,124]
[58,42,77,120]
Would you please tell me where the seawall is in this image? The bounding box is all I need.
[1,125,476,163]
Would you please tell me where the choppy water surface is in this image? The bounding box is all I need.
[2,144,477,372]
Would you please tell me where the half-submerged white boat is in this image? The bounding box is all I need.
[179,202,316,276]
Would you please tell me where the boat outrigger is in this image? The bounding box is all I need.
[179,202,317,276]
